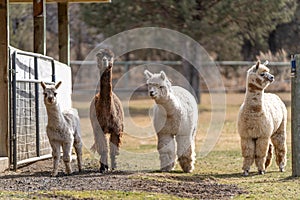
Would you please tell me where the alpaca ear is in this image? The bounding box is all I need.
[41,81,46,90]
[144,70,153,79]
[160,71,166,80]
[96,53,102,62]
[263,60,269,66]
[255,60,260,70]
[55,81,62,89]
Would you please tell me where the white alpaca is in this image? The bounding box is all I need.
[237,61,287,176]
[41,81,83,176]
[144,70,198,172]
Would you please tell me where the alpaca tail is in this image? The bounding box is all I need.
[265,143,273,169]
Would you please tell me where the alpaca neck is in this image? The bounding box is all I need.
[45,103,64,128]
[244,82,264,110]
[155,93,180,115]
[99,69,113,108]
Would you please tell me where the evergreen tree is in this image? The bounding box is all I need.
[80,0,296,60]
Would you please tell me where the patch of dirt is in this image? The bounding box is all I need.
[0,159,245,199]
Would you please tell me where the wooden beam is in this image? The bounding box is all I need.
[0,0,9,157]
[291,55,300,177]
[10,0,111,3]
[33,0,46,54]
[58,2,69,65]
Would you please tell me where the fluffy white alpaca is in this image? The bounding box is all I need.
[144,70,198,172]
[237,61,287,176]
[41,81,83,176]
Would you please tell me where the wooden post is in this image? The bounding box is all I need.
[33,0,46,54]
[58,2,70,66]
[0,0,9,158]
[291,55,300,177]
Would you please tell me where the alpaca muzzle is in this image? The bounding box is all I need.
[47,97,55,104]
[108,62,113,69]
[266,73,274,82]
[149,91,157,98]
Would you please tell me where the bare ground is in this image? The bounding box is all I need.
[0,158,245,199]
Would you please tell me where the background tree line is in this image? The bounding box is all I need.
[8,0,300,61]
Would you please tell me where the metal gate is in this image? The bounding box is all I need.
[9,49,56,170]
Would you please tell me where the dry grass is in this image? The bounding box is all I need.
[68,92,299,199]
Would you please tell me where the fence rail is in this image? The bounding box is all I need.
[71,60,290,66]
[71,60,291,95]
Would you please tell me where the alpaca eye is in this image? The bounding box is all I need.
[54,92,57,97]
[260,73,265,77]
[43,93,47,97]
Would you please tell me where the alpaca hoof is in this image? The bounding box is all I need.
[51,172,58,177]
[243,170,249,176]
[258,170,265,175]
[280,167,285,172]
[160,166,173,172]
[100,163,109,173]
[66,171,73,175]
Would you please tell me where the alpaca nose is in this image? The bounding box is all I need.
[269,75,274,82]
[150,91,155,97]
[48,96,54,103]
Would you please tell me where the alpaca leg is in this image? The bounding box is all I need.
[176,134,195,173]
[90,106,108,173]
[50,142,61,177]
[109,132,121,170]
[271,129,287,172]
[74,133,83,172]
[265,143,273,169]
[157,133,176,172]
[255,137,270,174]
[241,137,255,176]
[62,142,73,175]
[93,130,109,173]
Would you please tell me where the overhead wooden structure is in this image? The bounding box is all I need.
[0,0,9,164]
[0,0,111,172]
[10,0,110,3]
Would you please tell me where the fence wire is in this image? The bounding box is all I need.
[13,81,50,163]
[10,49,55,170]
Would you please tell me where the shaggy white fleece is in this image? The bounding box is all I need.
[144,70,198,172]
[238,61,287,176]
[42,81,82,176]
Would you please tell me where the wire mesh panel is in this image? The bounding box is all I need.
[13,81,51,164]
[10,50,55,170]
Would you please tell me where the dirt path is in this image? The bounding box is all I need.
[0,159,245,199]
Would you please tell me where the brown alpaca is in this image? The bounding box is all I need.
[90,49,124,173]
[238,61,287,176]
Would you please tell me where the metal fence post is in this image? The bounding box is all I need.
[34,57,40,157]
[291,55,300,177]
[11,52,17,171]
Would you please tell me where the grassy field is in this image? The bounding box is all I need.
[1,92,299,199]
[71,92,300,199]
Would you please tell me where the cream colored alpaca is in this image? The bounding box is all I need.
[144,70,198,173]
[237,61,287,176]
[41,81,83,176]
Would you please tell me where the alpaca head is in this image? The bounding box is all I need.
[96,49,114,73]
[247,60,274,92]
[144,70,172,101]
[41,81,62,105]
